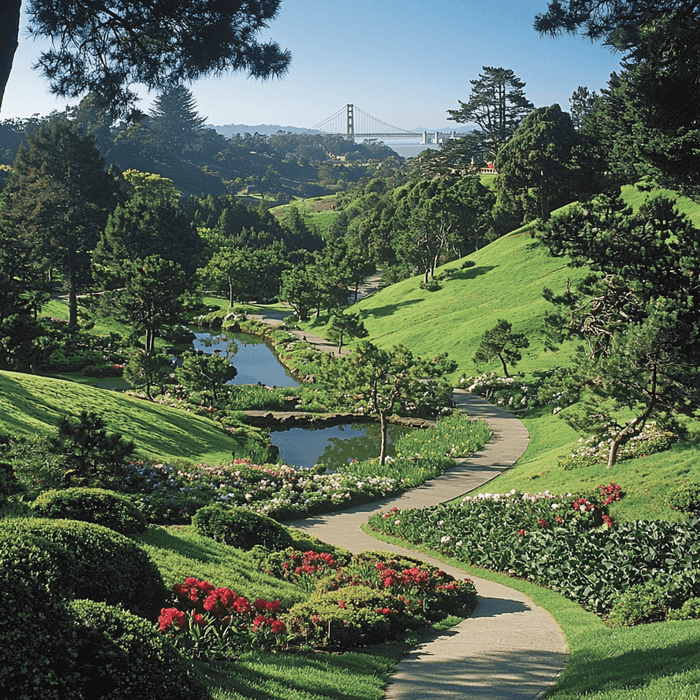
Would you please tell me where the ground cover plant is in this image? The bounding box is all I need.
[117,412,490,523]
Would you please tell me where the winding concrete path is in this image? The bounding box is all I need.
[251,308,568,698]
[288,392,568,700]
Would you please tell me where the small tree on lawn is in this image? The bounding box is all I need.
[327,310,368,352]
[176,350,237,407]
[472,319,529,378]
[124,349,172,400]
[318,341,456,465]
[539,193,700,468]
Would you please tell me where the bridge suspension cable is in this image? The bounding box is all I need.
[311,104,417,139]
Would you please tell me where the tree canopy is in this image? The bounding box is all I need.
[1,0,291,116]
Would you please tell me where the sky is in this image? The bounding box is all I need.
[2,0,622,131]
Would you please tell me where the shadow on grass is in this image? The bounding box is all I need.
[447,265,497,283]
[361,299,424,320]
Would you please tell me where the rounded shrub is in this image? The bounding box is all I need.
[68,599,212,700]
[0,530,81,699]
[665,480,700,514]
[32,487,147,535]
[0,518,168,619]
[192,504,294,551]
[607,579,670,626]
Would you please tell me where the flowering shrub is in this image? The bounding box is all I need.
[559,423,678,470]
[258,548,348,592]
[159,577,287,659]
[368,490,700,615]
[282,551,477,649]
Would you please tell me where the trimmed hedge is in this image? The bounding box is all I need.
[192,504,294,551]
[32,487,147,535]
[0,518,168,619]
[68,599,212,700]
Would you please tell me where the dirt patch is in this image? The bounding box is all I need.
[310,198,336,212]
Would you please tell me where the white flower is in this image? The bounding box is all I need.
[440,535,451,544]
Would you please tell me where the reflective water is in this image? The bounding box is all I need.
[271,422,409,469]
[192,330,299,387]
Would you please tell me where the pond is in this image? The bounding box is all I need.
[191,330,299,388]
[192,329,411,469]
[270,422,410,470]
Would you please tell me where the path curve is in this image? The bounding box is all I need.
[251,309,568,698]
[288,392,567,700]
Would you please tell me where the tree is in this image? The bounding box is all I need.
[148,86,207,153]
[494,104,589,223]
[124,349,171,400]
[535,2,700,194]
[94,170,203,288]
[569,86,599,131]
[538,193,700,468]
[318,342,455,465]
[1,0,291,116]
[327,310,368,352]
[447,67,535,157]
[176,350,237,406]
[3,116,117,326]
[472,319,529,379]
[279,266,317,322]
[48,411,135,487]
[109,255,187,353]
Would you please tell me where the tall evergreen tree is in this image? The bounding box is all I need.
[148,86,207,153]
[3,116,117,327]
[447,67,535,157]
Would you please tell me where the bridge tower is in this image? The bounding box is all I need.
[346,104,355,141]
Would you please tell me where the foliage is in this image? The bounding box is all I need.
[283,552,477,650]
[665,480,700,515]
[327,309,368,351]
[472,319,529,378]
[447,66,535,158]
[0,518,168,619]
[123,349,172,400]
[14,0,290,118]
[176,349,237,406]
[48,410,135,488]
[539,193,700,467]
[69,599,212,699]
[159,577,287,659]
[368,492,700,614]
[318,341,456,464]
[193,504,295,551]
[31,487,147,535]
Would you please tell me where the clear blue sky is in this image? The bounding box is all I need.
[2,0,621,130]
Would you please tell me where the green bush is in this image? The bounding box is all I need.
[68,599,211,700]
[0,518,168,619]
[285,585,399,649]
[607,580,670,626]
[665,480,700,514]
[0,531,81,699]
[192,504,295,551]
[668,597,700,620]
[32,487,147,535]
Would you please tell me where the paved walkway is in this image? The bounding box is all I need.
[251,307,568,698]
[289,391,568,700]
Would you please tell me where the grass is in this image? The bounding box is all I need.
[0,370,238,464]
[270,195,340,237]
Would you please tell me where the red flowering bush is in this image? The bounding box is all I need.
[257,547,348,592]
[282,551,477,649]
[158,577,287,659]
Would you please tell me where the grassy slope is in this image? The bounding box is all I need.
[270,195,340,237]
[0,370,237,464]
[302,187,700,520]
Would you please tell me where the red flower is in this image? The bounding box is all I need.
[158,607,187,632]
[270,620,286,634]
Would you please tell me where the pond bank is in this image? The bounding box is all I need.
[234,410,436,432]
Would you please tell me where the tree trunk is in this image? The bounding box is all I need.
[0,0,21,115]
[498,353,510,378]
[68,278,78,328]
[229,282,234,308]
[378,412,388,466]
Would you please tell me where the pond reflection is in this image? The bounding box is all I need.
[192,330,298,387]
[271,422,410,470]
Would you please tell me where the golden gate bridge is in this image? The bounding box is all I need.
[310,104,459,143]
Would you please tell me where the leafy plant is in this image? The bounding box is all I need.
[665,480,700,514]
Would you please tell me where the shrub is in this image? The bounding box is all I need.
[0,518,168,619]
[32,487,147,535]
[192,504,295,551]
[69,599,212,700]
[669,597,700,621]
[665,480,700,514]
[0,531,81,699]
[607,580,670,626]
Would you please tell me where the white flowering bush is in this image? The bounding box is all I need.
[559,423,678,470]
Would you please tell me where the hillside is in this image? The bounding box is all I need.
[0,370,237,464]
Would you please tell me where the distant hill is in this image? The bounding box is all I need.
[209,124,322,137]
